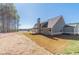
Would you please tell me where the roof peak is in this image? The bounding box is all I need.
[39,15,63,23]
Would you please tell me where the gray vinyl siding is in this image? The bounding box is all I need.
[77,25,79,34]
[41,28,51,35]
[64,24,79,35]
[74,24,79,34]
[51,17,65,35]
[41,31,51,35]
[63,26,74,34]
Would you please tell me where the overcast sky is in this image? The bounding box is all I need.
[15,3,79,29]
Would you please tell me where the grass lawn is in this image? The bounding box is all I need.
[23,32,79,54]
[64,40,79,54]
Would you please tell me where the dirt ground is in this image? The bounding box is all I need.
[23,32,69,54]
[0,33,52,55]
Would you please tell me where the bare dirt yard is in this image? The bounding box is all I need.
[23,32,68,54]
[0,32,52,55]
[0,32,79,55]
[23,32,79,55]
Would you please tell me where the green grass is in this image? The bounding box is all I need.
[63,40,79,54]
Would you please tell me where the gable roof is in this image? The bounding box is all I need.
[40,22,48,27]
[33,21,48,28]
[33,15,64,29]
[48,16,64,28]
[66,23,79,27]
[68,23,79,25]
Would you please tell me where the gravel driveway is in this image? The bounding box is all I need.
[0,33,52,55]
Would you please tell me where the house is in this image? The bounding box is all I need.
[63,23,79,35]
[32,16,65,35]
[0,3,19,32]
[32,16,79,35]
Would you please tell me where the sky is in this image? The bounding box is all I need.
[15,3,79,29]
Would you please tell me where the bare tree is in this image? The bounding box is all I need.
[0,3,20,32]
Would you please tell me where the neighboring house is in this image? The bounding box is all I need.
[32,16,79,35]
[0,3,19,32]
[63,23,79,35]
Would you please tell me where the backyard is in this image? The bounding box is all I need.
[0,32,79,54]
[23,32,79,54]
